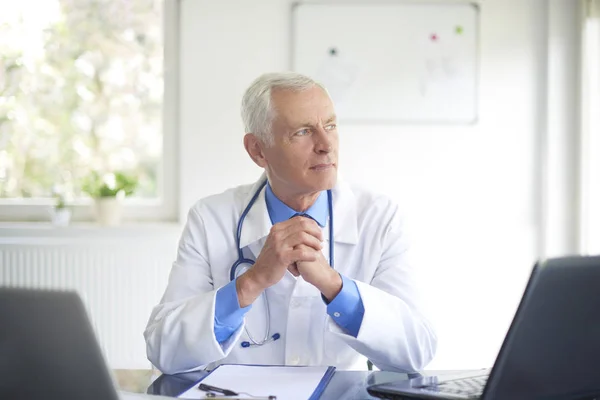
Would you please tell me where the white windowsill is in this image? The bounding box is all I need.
[0,222,183,244]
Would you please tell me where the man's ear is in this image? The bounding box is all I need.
[244,133,268,168]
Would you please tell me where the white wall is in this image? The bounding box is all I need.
[544,0,582,257]
[178,0,580,369]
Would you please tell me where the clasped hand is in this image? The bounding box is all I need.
[236,216,342,307]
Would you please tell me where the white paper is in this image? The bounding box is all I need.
[177,365,331,400]
[118,391,175,400]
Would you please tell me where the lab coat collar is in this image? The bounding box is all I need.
[239,172,358,250]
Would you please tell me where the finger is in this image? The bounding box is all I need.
[288,263,300,277]
[280,217,323,241]
[289,246,319,264]
[285,231,322,251]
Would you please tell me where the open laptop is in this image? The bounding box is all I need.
[367,255,600,400]
[0,287,171,400]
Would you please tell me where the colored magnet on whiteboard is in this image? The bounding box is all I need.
[455,25,464,34]
[430,33,438,42]
[329,47,338,56]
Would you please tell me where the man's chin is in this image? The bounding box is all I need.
[311,173,337,191]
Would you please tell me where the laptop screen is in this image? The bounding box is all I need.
[0,289,120,400]
[484,256,600,399]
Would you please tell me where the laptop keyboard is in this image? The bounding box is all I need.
[421,375,488,399]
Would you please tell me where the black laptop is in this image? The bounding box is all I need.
[367,255,600,400]
[0,288,172,400]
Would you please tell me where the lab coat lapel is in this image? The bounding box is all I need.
[331,179,359,245]
[239,173,271,256]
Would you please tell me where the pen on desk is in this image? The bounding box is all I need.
[198,383,238,396]
[204,395,276,400]
[198,383,276,399]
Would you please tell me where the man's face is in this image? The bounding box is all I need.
[260,86,339,197]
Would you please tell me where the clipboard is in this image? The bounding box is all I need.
[176,364,336,400]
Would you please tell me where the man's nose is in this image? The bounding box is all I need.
[314,126,333,153]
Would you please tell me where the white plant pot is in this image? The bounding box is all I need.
[94,197,123,226]
[50,208,72,227]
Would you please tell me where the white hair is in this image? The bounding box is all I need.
[241,72,327,145]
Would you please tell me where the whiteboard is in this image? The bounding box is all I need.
[291,3,479,124]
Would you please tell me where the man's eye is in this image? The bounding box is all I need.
[295,129,310,136]
[325,124,337,131]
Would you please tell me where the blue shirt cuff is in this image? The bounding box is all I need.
[326,274,365,338]
[214,279,252,343]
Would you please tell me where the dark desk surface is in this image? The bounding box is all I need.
[144,369,458,399]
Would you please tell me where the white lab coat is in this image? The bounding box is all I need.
[144,174,437,374]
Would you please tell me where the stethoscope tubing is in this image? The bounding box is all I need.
[230,179,334,347]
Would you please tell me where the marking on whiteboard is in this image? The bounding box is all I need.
[430,33,438,42]
[455,25,464,35]
[419,56,459,97]
[315,49,359,105]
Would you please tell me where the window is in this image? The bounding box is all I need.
[0,0,177,222]
[581,0,600,253]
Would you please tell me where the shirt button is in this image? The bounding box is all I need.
[290,299,301,308]
[290,355,300,365]
[333,312,341,318]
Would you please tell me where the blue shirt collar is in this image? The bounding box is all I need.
[265,182,328,227]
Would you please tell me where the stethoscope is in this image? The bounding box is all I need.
[230,179,334,348]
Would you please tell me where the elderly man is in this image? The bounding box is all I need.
[144,72,437,374]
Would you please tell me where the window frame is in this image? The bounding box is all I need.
[580,0,600,253]
[0,0,179,223]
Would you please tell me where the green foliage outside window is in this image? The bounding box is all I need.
[81,171,138,198]
[0,0,163,200]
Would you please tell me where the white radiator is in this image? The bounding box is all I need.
[0,226,180,369]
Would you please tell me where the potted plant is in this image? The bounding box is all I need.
[50,193,72,227]
[82,171,138,226]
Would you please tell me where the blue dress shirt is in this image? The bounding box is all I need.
[214,182,365,343]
